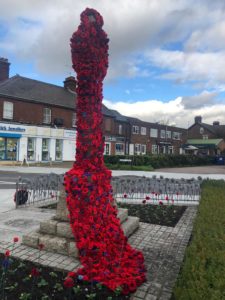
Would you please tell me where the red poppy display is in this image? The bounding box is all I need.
[64,8,146,294]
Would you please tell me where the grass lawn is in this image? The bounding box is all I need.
[171,180,225,299]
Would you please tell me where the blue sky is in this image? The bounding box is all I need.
[1,0,225,128]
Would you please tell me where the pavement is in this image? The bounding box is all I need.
[0,164,224,299]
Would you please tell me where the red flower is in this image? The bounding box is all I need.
[142,200,146,204]
[64,277,74,288]
[67,271,76,278]
[165,196,169,201]
[13,237,19,243]
[145,196,150,200]
[123,194,127,198]
[38,243,44,250]
[159,201,163,205]
[5,250,10,257]
[31,267,40,277]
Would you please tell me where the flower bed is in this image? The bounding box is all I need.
[118,203,186,227]
[0,253,129,300]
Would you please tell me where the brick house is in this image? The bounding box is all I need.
[184,116,225,155]
[0,57,187,161]
[128,117,186,155]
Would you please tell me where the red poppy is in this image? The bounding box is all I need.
[5,250,10,257]
[38,243,44,250]
[159,201,163,205]
[142,200,146,204]
[145,196,150,200]
[13,236,19,243]
[123,194,127,198]
[64,277,74,288]
[31,267,40,277]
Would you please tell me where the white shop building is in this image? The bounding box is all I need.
[0,122,76,162]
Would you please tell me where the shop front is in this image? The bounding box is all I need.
[0,134,21,160]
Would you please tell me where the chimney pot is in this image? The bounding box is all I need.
[195,116,202,124]
[63,76,76,92]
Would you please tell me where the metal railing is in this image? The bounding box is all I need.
[15,174,202,208]
[111,175,202,205]
[15,173,64,208]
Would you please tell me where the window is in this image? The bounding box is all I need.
[115,143,124,155]
[166,131,171,139]
[150,128,158,138]
[27,138,36,161]
[43,108,51,124]
[173,132,181,140]
[202,135,208,140]
[118,124,122,135]
[55,139,63,161]
[72,113,76,127]
[132,125,139,134]
[141,144,146,154]
[152,144,158,154]
[160,130,165,138]
[135,144,141,154]
[141,127,146,135]
[200,127,204,134]
[134,144,146,155]
[42,138,50,161]
[104,143,110,155]
[168,146,174,154]
[3,101,13,119]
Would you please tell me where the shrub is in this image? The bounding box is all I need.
[172,180,225,299]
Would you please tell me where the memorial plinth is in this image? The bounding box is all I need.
[22,190,140,257]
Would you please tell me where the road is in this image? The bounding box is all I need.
[0,171,53,189]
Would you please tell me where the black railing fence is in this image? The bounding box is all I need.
[15,174,202,208]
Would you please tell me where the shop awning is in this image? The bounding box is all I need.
[0,133,22,138]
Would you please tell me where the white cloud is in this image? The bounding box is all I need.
[103,95,225,128]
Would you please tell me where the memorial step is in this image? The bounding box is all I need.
[22,214,139,258]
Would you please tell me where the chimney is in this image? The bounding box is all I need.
[0,58,10,82]
[63,76,76,92]
[213,121,220,126]
[195,116,202,124]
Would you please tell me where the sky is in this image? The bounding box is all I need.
[1,0,225,128]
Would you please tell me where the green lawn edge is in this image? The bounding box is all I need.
[172,180,225,300]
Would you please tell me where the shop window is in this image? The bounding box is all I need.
[55,139,63,161]
[0,138,5,160]
[141,127,146,135]
[6,138,17,160]
[150,128,158,138]
[72,113,76,127]
[3,101,13,119]
[42,138,50,161]
[118,124,122,135]
[132,125,139,134]
[27,138,36,161]
[115,143,124,155]
[43,108,51,124]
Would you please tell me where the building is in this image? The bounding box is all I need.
[0,58,78,162]
[128,117,186,155]
[184,116,225,155]
[0,57,187,161]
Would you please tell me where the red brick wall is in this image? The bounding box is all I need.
[0,97,74,128]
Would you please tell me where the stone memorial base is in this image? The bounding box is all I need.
[22,190,139,258]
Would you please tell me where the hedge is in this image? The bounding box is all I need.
[172,180,225,299]
[104,154,213,169]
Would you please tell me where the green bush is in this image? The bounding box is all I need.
[172,180,225,299]
[104,154,213,169]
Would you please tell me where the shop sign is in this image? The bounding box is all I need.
[0,125,25,132]
[64,130,76,139]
